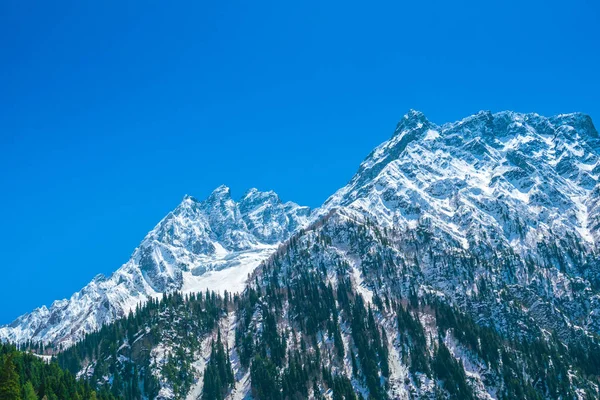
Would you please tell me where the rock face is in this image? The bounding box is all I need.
[325,110,600,254]
[0,186,310,348]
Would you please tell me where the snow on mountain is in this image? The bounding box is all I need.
[0,186,310,348]
[317,110,600,342]
[7,109,600,399]
[231,203,600,399]
[324,109,600,256]
[3,108,600,355]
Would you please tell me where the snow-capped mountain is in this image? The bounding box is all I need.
[4,108,600,399]
[325,109,600,255]
[319,109,600,340]
[0,186,310,348]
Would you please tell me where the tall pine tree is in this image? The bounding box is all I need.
[0,355,21,400]
[22,382,37,400]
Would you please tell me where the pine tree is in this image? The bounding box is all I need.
[0,355,21,400]
[22,382,37,400]
[250,355,280,400]
[202,333,234,400]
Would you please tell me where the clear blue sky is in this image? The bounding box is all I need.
[0,0,598,324]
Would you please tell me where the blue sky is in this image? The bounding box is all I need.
[0,0,598,324]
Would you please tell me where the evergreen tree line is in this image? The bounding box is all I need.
[55,290,230,399]
[234,238,394,400]
[0,342,110,400]
[201,330,234,400]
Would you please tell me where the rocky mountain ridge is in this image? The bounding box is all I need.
[0,186,310,348]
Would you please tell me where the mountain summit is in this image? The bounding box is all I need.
[325,110,600,251]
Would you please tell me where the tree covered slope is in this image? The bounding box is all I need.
[0,342,112,400]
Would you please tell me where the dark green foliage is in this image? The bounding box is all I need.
[281,350,309,399]
[250,355,280,400]
[259,306,287,367]
[432,341,473,400]
[431,299,600,399]
[202,331,234,400]
[22,382,36,400]
[396,302,430,376]
[235,287,259,369]
[349,296,387,400]
[57,290,228,399]
[330,374,357,400]
[288,273,337,338]
[0,343,105,400]
[0,354,21,400]
[434,301,501,367]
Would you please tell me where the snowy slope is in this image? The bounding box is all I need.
[0,186,310,348]
[233,205,600,399]
[317,110,600,340]
[325,110,600,257]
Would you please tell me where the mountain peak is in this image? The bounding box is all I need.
[393,109,431,135]
[327,109,600,251]
[204,185,232,205]
[172,194,201,217]
[0,183,311,347]
[241,188,279,204]
[181,194,199,204]
[405,108,426,118]
[210,184,231,196]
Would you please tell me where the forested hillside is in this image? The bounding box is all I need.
[232,209,600,399]
[0,342,112,400]
[56,291,231,399]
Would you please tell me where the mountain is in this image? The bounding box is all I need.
[4,109,600,399]
[325,109,600,253]
[55,206,600,400]
[0,186,310,348]
[321,109,600,339]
